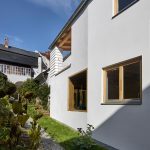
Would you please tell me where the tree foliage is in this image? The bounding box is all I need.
[18,79,39,98]
[0,72,16,98]
[18,79,50,109]
[0,74,42,149]
[37,84,50,109]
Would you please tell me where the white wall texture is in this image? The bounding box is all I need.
[88,0,150,149]
[38,56,42,74]
[6,74,31,83]
[49,9,88,130]
[50,0,150,149]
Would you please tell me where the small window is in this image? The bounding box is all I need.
[68,70,87,111]
[103,56,142,104]
[113,0,139,16]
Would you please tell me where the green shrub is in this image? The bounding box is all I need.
[0,127,10,143]
[4,82,16,96]
[18,79,50,109]
[72,124,103,150]
[0,89,6,98]
[0,72,16,98]
[18,79,39,98]
[0,73,7,88]
[0,74,42,149]
[37,84,50,109]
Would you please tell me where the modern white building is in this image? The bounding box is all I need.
[0,39,49,83]
[48,0,150,149]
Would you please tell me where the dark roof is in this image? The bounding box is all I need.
[0,44,39,57]
[0,44,39,67]
[48,0,91,50]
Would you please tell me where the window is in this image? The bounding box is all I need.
[103,56,142,104]
[113,0,139,16]
[0,64,31,76]
[68,70,87,111]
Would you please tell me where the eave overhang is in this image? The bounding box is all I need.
[48,0,91,51]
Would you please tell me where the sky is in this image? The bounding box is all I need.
[0,0,81,52]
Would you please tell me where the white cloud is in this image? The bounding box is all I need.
[27,0,81,16]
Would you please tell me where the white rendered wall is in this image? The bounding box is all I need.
[38,56,42,74]
[6,74,31,83]
[50,67,87,130]
[50,9,88,130]
[87,0,150,150]
[71,9,88,72]
[6,67,38,83]
[50,0,150,149]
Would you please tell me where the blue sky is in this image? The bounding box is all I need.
[0,0,81,52]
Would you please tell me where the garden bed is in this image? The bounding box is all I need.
[28,104,107,150]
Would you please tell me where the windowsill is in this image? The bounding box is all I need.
[68,109,87,112]
[101,99,142,105]
[112,0,139,19]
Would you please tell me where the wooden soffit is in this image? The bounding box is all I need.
[56,28,71,51]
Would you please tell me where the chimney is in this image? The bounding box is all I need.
[38,56,42,73]
[4,37,9,48]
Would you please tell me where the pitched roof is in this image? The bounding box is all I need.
[0,44,38,58]
[0,44,39,67]
[48,0,91,50]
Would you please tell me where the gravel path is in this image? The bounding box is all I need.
[25,118,64,150]
[38,128,64,150]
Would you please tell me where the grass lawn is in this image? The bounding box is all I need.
[28,104,107,150]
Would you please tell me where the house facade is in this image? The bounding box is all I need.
[0,40,48,83]
[48,0,150,149]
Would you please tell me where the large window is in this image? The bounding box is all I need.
[103,56,142,104]
[68,70,87,111]
[113,0,139,16]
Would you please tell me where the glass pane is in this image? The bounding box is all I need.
[107,68,119,100]
[124,62,141,99]
[119,0,136,12]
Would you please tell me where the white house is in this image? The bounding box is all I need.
[48,0,150,149]
[0,38,49,83]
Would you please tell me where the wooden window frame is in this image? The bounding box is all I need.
[102,56,142,105]
[113,0,140,18]
[68,69,87,112]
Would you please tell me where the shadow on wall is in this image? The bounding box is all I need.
[93,86,150,150]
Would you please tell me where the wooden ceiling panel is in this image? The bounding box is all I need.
[56,28,71,51]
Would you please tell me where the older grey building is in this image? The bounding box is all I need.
[0,39,48,83]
